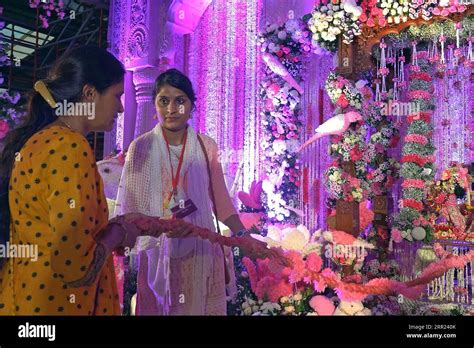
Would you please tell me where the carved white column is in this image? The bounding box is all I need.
[132,67,159,138]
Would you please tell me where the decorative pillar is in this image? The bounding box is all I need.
[122,70,137,150]
[131,67,159,138]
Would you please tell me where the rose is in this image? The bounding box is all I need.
[0,119,10,140]
[350,144,363,161]
[336,94,349,108]
[391,228,402,243]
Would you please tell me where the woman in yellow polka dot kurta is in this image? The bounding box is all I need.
[1,127,118,315]
[0,46,194,315]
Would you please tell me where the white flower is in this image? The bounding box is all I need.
[262,179,275,194]
[252,305,260,313]
[294,293,303,301]
[242,302,250,310]
[272,140,287,155]
[292,30,303,40]
[285,19,299,32]
[280,296,289,303]
[261,302,281,313]
[322,231,333,242]
[277,31,287,40]
[286,139,300,153]
[285,305,295,313]
[243,307,253,316]
[281,226,310,251]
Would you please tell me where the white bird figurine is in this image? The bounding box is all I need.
[298,111,362,152]
[262,52,304,94]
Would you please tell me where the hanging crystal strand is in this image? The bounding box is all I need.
[399,50,405,93]
[462,248,468,304]
[440,28,446,64]
[375,57,381,101]
[456,22,461,49]
[392,50,398,101]
[468,34,473,62]
[433,38,439,62]
[471,258,474,304]
[449,44,456,69]
[412,40,418,66]
[380,39,387,93]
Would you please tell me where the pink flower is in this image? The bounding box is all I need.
[286,250,306,283]
[350,144,363,161]
[0,119,9,140]
[391,228,402,243]
[386,176,394,188]
[331,229,356,245]
[309,295,335,315]
[265,98,274,111]
[441,170,451,181]
[389,134,400,147]
[268,83,280,97]
[377,227,388,241]
[331,135,343,144]
[402,179,425,189]
[336,94,349,109]
[375,143,385,154]
[306,252,323,273]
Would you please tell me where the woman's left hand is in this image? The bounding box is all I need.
[238,235,291,266]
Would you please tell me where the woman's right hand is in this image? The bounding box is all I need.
[162,219,196,238]
[119,214,196,239]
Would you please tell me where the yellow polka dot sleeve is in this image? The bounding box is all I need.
[45,133,108,286]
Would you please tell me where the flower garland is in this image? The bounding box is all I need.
[259,19,313,224]
[29,0,66,29]
[409,0,438,21]
[325,72,363,109]
[379,0,410,24]
[306,0,363,52]
[364,259,402,281]
[229,225,474,315]
[438,162,469,196]
[359,0,387,27]
[394,50,436,243]
[362,100,400,197]
[323,72,370,208]
[242,242,474,303]
[432,0,468,17]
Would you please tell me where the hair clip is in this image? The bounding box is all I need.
[34,80,57,109]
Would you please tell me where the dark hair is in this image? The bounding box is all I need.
[152,68,196,109]
[0,46,125,265]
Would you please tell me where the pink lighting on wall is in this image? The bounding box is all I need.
[167,0,213,35]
